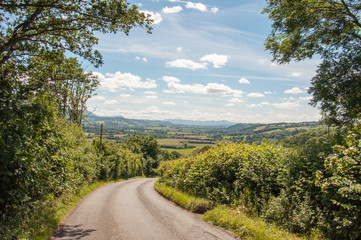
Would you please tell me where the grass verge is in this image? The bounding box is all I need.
[154,181,215,213]
[203,205,305,240]
[28,181,114,240]
[1,180,123,240]
[155,181,311,240]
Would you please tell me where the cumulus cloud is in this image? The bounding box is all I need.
[185,2,207,12]
[299,96,312,101]
[93,71,157,92]
[162,76,181,83]
[135,56,148,62]
[264,91,272,95]
[206,83,234,94]
[146,95,158,99]
[163,75,243,97]
[141,10,163,24]
[140,106,179,119]
[144,91,157,95]
[289,72,302,77]
[165,59,207,70]
[257,58,268,64]
[247,102,270,108]
[239,78,250,84]
[91,95,106,100]
[104,100,119,105]
[162,6,183,13]
[200,54,229,68]
[210,7,219,13]
[176,47,182,52]
[247,92,265,98]
[163,101,176,105]
[229,98,244,103]
[272,101,300,109]
[119,94,131,98]
[284,87,305,94]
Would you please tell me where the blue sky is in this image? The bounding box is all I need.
[86,0,322,123]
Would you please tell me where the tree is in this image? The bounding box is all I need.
[309,47,361,125]
[26,51,99,124]
[0,0,152,68]
[0,0,152,212]
[122,135,160,175]
[264,0,361,125]
[315,124,361,238]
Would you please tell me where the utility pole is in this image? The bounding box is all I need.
[100,123,103,149]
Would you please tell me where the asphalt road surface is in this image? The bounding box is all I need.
[52,178,237,240]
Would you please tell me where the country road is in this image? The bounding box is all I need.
[52,178,237,240]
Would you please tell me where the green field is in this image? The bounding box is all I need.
[162,148,194,154]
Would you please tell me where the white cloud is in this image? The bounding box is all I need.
[104,100,119,105]
[264,91,272,95]
[140,106,179,119]
[165,59,207,70]
[185,2,207,12]
[141,10,163,24]
[135,56,148,62]
[162,76,181,83]
[299,96,312,101]
[210,7,219,13]
[289,72,302,77]
[176,47,182,53]
[247,92,265,98]
[163,101,176,105]
[229,98,244,103]
[257,58,268,64]
[163,76,244,97]
[247,102,270,108]
[162,6,183,13]
[200,54,229,68]
[272,102,301,109]
[93,71,157,92]
[206,83,234,94]
[146,95,158,99]
[119,94,131,98]
[91,95,106,100]
[239,78,250,84]
[284,87,304,94]
[145,91,157,95]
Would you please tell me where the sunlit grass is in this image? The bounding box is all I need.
[203,206,306,240]
[154,181,215,213]
[155,181,320,240]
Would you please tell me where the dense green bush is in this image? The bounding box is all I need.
[121,135,161,176]
[159,142,289,210]
[315,126,361,239]
[93,138,143,181]
[0,92,154,238]
[158,132,361,239]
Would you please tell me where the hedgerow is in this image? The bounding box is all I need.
[158,142,289,211]
[158,130,361,239]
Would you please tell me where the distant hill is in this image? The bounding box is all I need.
[227,121,321,134]
[84,112,237,128]
[164,119,236,128]
[84,112,174,128]
[83,112,320,131]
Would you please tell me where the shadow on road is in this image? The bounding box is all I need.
[52,224,96,239]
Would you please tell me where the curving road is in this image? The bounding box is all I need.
[52,178,237,240]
